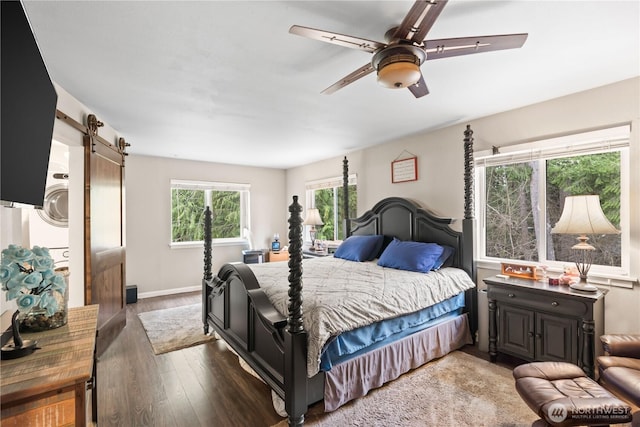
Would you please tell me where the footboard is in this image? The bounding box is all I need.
[203,263,288,395]
[201,197,323,426]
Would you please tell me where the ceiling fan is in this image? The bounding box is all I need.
[289,0,527,98]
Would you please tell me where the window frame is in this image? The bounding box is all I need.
[170,179,250,248]
[475,125,631,281]
[305,174,357,242]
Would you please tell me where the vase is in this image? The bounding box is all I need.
[18,267,69,332]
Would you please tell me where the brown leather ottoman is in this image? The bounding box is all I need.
[513,362,632,426]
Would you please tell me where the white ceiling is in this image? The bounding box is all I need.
[22,1,640,169]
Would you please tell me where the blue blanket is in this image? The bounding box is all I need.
[320,292,466,370]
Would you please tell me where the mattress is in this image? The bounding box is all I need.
[320,292,466,371]
[248,256,476,376]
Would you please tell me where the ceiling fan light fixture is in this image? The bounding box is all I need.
[373,47,425,89]
[377,60,421,89]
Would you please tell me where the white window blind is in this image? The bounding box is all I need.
[476,125,630,167]
[171,180,250,192]
[305,174,357,191]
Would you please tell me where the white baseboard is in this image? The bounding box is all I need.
[137,285,200,300]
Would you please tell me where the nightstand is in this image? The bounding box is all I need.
[268,250,289,262]
[484,275,606,378]
[242,249,266,264]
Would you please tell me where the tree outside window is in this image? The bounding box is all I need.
[171,180,249,244]
[484,151,622,269]
[309,184,357,241]
[546,152,621,267]
[172,188,205,242]
[485,162,537,261]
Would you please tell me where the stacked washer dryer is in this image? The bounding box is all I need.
[27,141,69,267]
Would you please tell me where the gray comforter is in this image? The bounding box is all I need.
[248,256,476,376]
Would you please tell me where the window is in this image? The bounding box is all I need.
[171,180,250,245]
[477,126,630,276]
[306,174,357,241]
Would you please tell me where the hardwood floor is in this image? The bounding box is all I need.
[96,292,522,426]
[97,291,282,427]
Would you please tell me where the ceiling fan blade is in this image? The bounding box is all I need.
[424,33,528,60]
[393,0,448,43]
[289,25,386,53]
[408,75,429,98]
[321,63,375,95]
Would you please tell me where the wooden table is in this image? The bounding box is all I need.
[1,305,99,426]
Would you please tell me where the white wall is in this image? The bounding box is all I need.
[0,209,23,316]
[287,77,640,342]
[124,155,287,297]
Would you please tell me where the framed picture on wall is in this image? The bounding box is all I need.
[391,156,418,183]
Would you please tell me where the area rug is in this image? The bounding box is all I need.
[272,350,538,427]
[138,304,213,355]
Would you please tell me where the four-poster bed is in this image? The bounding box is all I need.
[202,126,477,426]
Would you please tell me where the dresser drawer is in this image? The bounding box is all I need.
[268,251,289,262]
[488,285,589,317]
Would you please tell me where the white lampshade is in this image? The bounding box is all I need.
[551,195,619,282]
[551,195,619,237]
[303,208,323,226]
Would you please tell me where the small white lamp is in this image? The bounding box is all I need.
[551,195,620,284]
[303,208,324,250]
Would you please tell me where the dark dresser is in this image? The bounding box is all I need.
[484,275,606,378]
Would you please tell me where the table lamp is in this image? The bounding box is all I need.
[303,208,324,250]
[551,195,620,286]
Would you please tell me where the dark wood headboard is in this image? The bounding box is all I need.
[348,196,476,340]
[349,197,467,273]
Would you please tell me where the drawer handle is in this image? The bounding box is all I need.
[528,331,534,338]
[508,293,515,298]
[551,301,559,307]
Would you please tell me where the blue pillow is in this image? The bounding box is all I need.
[333,235,384,262]
[377,238,445,273]
[433,245,456,270]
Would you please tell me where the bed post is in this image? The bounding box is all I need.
[342,156,350,238]
[284,195,307,427]
[202,206,212,334]
[462,124,478,340]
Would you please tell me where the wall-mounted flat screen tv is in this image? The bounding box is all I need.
[1,1,58,207]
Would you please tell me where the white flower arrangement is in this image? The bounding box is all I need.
[1,245,67,316]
